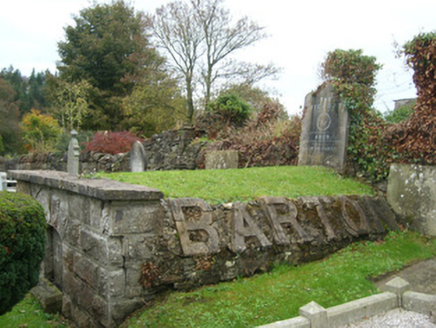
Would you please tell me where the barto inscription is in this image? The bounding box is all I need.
[168,196,400,256]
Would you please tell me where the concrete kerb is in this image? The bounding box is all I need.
[258,277,436,328]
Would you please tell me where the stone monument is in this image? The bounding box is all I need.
[298,83,349,172]
[129,141,147,172]
[67,130,80,176]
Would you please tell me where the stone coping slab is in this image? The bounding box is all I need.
[8,170,163,201]
[258,277,436,328]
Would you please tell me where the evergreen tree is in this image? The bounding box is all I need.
[57,0,168,130]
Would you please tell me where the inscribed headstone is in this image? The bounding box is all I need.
[298,83,349,171]
[205,150,238,170]
[130,141,147,172]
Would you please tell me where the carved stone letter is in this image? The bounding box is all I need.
[168,198,219,256]
[231,202,272,253]
[340,196,370,236]
[259,197,312,244]
[300,196,336,240]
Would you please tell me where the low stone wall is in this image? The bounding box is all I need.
[142,127,207,170]
[0,151,130,174]
[1,127,208,174]
[9,170,400,327]
[387,164,436,236]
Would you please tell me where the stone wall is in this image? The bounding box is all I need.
[387,164,436,236]
[9,170,400,327]
[0,127,208,174]
[142,127,207,170]
[0,151,130,174]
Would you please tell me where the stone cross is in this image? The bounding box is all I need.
[67,130,80,177]
[129,141,147,172]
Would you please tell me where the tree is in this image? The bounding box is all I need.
[57,0,167,130]
[150,1,202,124]
[0,67,48,115]
[121,69,187,136]
[21,109,62,153]
[0,78,22,155]
[46,78,92,132]
[149,0,279,123]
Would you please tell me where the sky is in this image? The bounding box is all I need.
[1,0,435,115]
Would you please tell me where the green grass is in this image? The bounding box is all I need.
[122,231,436,328]
[102,166,373,204]
[2,233,435,328]
[0,294,71,327]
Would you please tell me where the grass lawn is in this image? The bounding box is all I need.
[1,232,435,327]
[122,231,436,328]
[102,166,374,204]
[0,294,71,328]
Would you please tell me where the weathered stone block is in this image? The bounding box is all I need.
[125,264,142,289]
[107,237,124,268]
[79,228,107,264]
[388,164,436,236]
[62,295,73,319]
[123,234,154,260]
[106,201,163,236]
[49,193,69,236]
[327,292,397,327]
[108,270,126,298]
[205,150,239,170]
[111,299,145,323]
[403,291,436,315]
[74,256,99,288]
[62,270,85,304]
[31,278,63,314]
[88,199,103,229]
[299,301,327,328]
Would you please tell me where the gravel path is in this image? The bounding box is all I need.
[340,308,436,328]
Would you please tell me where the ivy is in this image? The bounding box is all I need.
[321,39,436,183]
[321,49,389,182]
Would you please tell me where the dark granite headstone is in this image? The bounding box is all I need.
[298,83,349,171]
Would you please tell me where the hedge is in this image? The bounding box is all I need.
[0,192,46,315]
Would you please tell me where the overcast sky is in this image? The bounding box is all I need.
[1,0,435,115]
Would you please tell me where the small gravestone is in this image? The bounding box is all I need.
[67,130,80,177]
[130,141,147,172]
[0,172,6,191]
[205,150,238,170]
[298,83,349,172]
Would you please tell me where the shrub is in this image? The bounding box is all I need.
[0,192,46,315]
[384,101,415,124]
[85,131,144,155]
[206,103,301,167]
[207,93,253,126]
